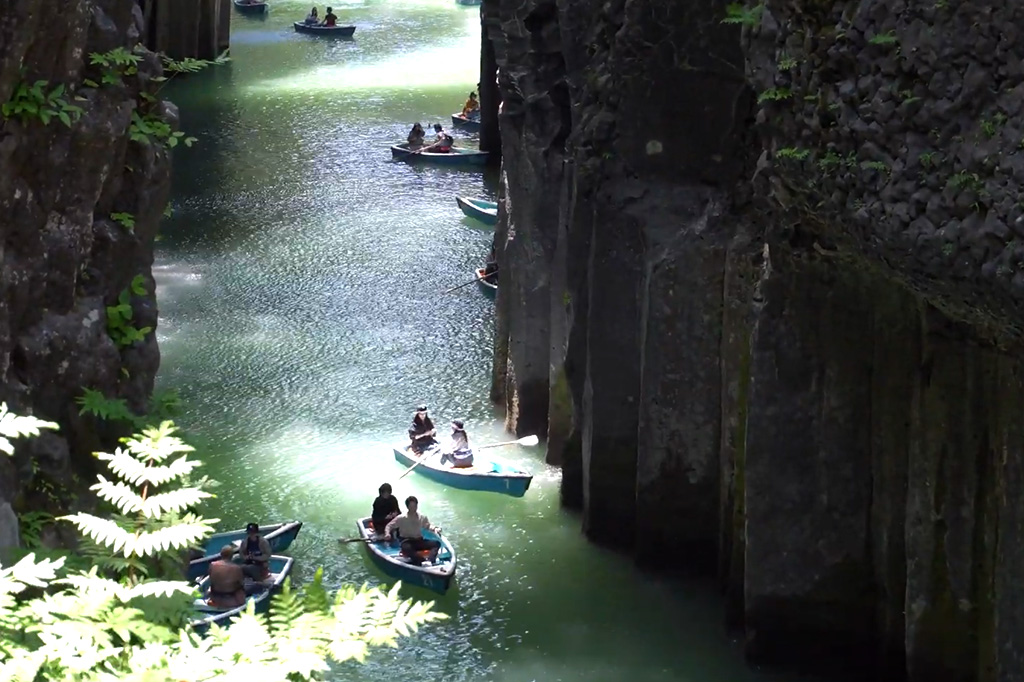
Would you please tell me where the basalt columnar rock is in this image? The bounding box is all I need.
[485,0,1024,678]
[0,0,173,549]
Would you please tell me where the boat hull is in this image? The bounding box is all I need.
[232,0,267,14]
[393,446,530,497]
[456,196,497,225]
[191,555,294,635]
[390,143,488,167]
[475,267,497,299]
[293,21,356,36]
[356,518,455,594]
[451,113,480,133]
[186,521,302,581]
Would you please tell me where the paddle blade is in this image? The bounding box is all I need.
[517,435,540,447]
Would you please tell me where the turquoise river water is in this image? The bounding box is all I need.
[153,1,831,680]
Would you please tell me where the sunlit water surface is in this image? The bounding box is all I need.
[155,2,831,680]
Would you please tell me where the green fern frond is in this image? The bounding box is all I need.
[90,476,211,518]
[75,388,139,424]
[0,403,57,455]
[120,421,194,463]
[95,449,202,486]
[124,516,217,557]
[58,513,134,554]
[1,552,66,593]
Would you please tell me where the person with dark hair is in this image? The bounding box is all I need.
[408,405,437,454]
[419,123,453,154]
[384,496,442,564]
[371,482,401,532]
[440,420,474,468]
[407,122,426,149]
[322,5,337,26]
[239,522,271,579]
[461,91,480,120]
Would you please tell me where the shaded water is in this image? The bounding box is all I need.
[155,2,827,680]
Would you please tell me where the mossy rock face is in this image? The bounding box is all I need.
[746,0,1024,346]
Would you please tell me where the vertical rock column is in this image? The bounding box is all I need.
[742,250,876,670]
[488,0,571,437]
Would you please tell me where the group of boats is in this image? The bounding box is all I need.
[184,438,534,631]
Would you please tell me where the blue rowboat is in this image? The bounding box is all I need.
[186,521,302,581]
[390,143,488,167]
[393,445,531,497]
[456,196,497,225]
[233,0,268,14]
[191,555,294,635]
[293,21,356,37]
[355,517,456,594]
[451,113,480,133]
[476,267,497,298]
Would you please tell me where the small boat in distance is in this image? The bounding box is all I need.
[393,445,530,496]
[293,21,356,37]
[355,517,456,594]
[233,0,268,14]
[186,521,303,581]
[456,196,498,225]
[451,113,480,133]
[476,267,497,298]
[191,555,294,635]
[456,0,482,5]
[390,143,488,167]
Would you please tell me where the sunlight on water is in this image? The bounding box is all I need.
[154,2,834,680]
[245,40,480,93]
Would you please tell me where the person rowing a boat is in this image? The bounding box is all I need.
[461,92,480,121]
[483,245,498,284]
[418,123,454,154]
[384,495,442,564]
[371,482,401,533]
[440,420,474,468]
[408,404,437,454]
[321,6,337,26]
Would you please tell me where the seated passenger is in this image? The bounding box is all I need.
[384,496,442,564]
[407,122,426,149]
[372,482,401,533]
[408,405,437,454]
[239,522,271,580]
[440,420,474,468]
[462,91,480,120]
[304,6,319,23]
[208,545,246,608]
[322,6,337,26]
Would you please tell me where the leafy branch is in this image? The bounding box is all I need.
[106,275,152,348]
[1,80,83,127]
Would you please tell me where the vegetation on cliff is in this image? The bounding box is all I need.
[0,407,444,680]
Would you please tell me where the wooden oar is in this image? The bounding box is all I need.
[442,269,494,295]
[396,434,539,480]
[338,536,375,544]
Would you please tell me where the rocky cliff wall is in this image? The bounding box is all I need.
[0,0,172,549]
[486,0,1024,679]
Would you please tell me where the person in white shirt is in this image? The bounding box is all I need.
[383,496,441,564]
[440,420,474,468]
